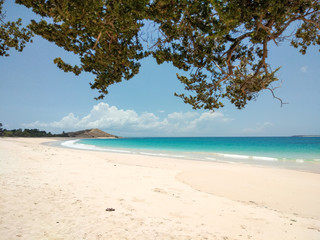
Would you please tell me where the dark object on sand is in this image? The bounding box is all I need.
[105,208,115,212]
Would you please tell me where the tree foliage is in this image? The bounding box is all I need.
[0,0,32,56]
[0,122,4,136]
[0,124,69,137]
[14,0,320,110]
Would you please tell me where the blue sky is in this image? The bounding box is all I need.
[1,2,319,137]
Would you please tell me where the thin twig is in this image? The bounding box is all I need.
[267,85,288,107]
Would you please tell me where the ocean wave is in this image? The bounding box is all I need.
[251,156,278,161]
[61,140,131,153]
[139,151,186,158]
[61,140,90,149]
[139,152,169,157]
[215,153,277,161]
[205,157,239,164]
[217,153,250,159]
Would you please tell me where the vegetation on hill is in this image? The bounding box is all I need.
[0,123,67,137]
[0,123,116,138]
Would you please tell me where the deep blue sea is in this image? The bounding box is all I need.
[61,137,320,173]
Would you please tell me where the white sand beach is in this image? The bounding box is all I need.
[0,138,320,239]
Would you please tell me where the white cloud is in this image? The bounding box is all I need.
[300,65,308,73]
[242,122,274,134]
[23,102,232,136]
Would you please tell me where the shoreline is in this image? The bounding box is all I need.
[1,137,320,239]
[53,138,320,174]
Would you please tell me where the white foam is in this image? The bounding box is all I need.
[139,151,185,158]
[140,152,165,157]
[102,148,131,153]
[206,157,217,161]
[251,156,278,161]
[61,140,103,151]
[61,140,130,153]
[218,153,250,159]
[296,159,304,163]
[61,140,85,149]
[216,152,278,161]
[206,157,238,164]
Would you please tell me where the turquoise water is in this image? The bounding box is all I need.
[62,137,320,173]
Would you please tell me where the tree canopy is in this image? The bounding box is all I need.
[0,122,4,136]
[0,0,32,56]
[7,1,320,109]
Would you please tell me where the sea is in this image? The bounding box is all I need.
[61,137,320,173]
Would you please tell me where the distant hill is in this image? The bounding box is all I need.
[66,128,119,138]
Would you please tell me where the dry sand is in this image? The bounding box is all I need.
[0,138,319,240]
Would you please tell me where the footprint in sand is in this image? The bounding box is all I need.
[153,188,168,194]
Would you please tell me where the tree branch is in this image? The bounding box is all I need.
[93,31,102,49]
[267,85,288,107]
[271,10,319,40]
[225,32,252,75]
[300,17,320,30]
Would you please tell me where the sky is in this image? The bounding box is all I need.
[1,2,320,137]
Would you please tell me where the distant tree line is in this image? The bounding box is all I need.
[0,123,68,137]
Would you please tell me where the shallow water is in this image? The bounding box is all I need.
[61,137,320,173]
